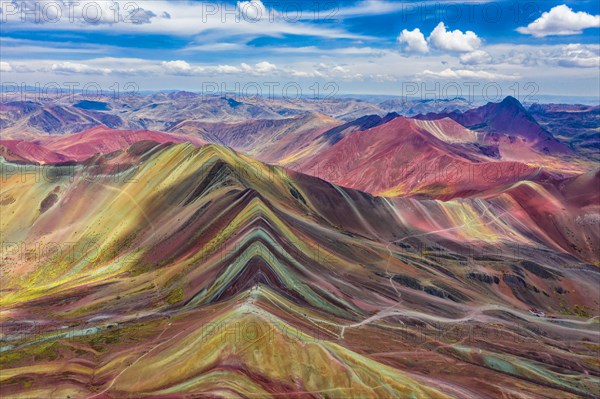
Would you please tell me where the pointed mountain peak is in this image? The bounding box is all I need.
[498,95,525,110]
[501,95,520,104]
[480,96,532,122]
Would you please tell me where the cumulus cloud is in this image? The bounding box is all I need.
[398,28,429,53]
[254,61,277,73]
[459,50,492,65]
[420,68,518,80]
[161,60,197,75]
[51,62,111,75]
[428,22,481,52]
[241,61,277,75]
[0,61,12,72]
[398,22,481,54]
[517,5,600,37]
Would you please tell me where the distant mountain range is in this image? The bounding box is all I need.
[0,92,491,138]
[528,102,600,161]
[2,95,595,199]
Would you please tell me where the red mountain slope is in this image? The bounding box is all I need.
[297,116,557,198]
[0,140,69,164]
[34,126,206,162]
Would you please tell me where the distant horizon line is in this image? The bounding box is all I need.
[2,87,599,106]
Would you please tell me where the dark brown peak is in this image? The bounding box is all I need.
[382,112,400,122]
[499,96,524,109]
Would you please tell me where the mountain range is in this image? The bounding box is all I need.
[1,95,599,398]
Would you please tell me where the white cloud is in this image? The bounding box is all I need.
[517,5,600,37]
[290,70,323,78]
[240,61,277,75]
[215,65,243,74]
[398,28,429,54]
[332,65,349,74]
[335,0,407,18]
[398,22,482,54]
[459,50,492,65]
[317,63,362,80]
[428,22,481,53]
[556,44,600,68]
[7,1,157,25]
[420,68,518,80]
[161,60,276,76]
[254,61,277,73]
[1,1,366,40]
[0,61,12,72]
[264,46,384,56]
[51,61,111,75]
[161,60,197,75]
[182,43,244,52]
[4,49,598,97]
[237,0,269,22]
[162,60,244,75]
[495,49,541,67]
[290,71,311,78]
[492,43,600,68]
[334,0,500,19]
[288,63,362,80]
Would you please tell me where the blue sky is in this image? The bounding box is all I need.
[1,0,599,98]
